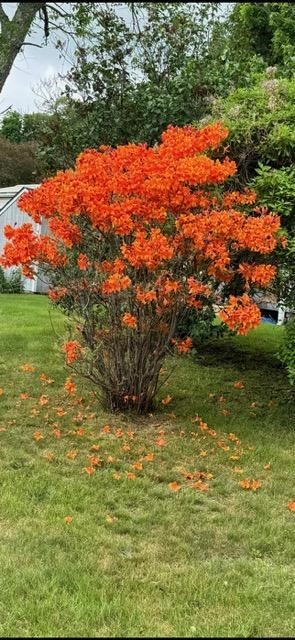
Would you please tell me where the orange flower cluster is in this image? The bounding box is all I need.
[172,337,193,354]
[219,294,262,335]
[63,341,82,365]
[239,263,277,287]
[77,253,90,271]
[122,313,137,329]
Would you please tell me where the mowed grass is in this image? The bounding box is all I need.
[0,294,294,638]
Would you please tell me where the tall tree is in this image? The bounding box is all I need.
[0,3,44,94]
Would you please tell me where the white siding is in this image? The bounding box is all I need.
[0,201,41,292]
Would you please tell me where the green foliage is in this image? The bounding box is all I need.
[211,72,295,182]
[279,319,295,384]
[229,2,295,72]
[176,307,227,346]
[0,136,41,187]
[0,111,23,143]
[252,164,295,229]
[0,267,24,293]
[0,111,50,145]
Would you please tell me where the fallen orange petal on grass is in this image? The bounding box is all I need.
[64,516,73,524]
[40,372,54,384]
[64,377,76,395]
[191,480,209,492]
[113,472,121,480]
[55,407,67,417]
[287,500,295,512]
[43,451,54,461]
[87,455,102,467]
[33,431,43,441]
[143,453,155,462]
[101,425,111,433]
[240,479,262,491]
[84,466,95,475]
[75,428,85,436]
[39,395,49,406]
[162,394,172,405]
[168,481,181,492]
[155,438,166,447]
[240,479,251,490]
[233,381,244,389]
[251,480,262,491]
[20,363,35,372]
[66,450,78,460]
[90,444,100,451]
[126,472,136,480]
[264,463,271,470]
[52,428,61,439]
[132,461,143,471]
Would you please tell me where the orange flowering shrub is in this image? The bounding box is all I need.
[1,123,280,412]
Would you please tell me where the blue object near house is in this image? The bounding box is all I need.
[261,315,277,324]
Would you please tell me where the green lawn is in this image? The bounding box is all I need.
[0,294,294,638]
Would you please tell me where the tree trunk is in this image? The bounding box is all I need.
[0,3,44,95]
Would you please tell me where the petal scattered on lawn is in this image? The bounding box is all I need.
[168,481,181,492]
[66,450,78,460]
[122,443,130,452]
[43,451,54,461]
[20,363,35,372]
[191,480,209,492]
[126,472,136,480]
[132,461,143,470]
[155,438,166,447]
[240,479,262,491]
[101,425,111,433]
[64,378,76,395]
[84,466,95,475]
[233,381,244,389]
[33,431,43,441]
[143,453,154,462]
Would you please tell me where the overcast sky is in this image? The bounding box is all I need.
[0,3,72,114]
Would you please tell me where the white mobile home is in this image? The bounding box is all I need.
[0,184,49,293]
